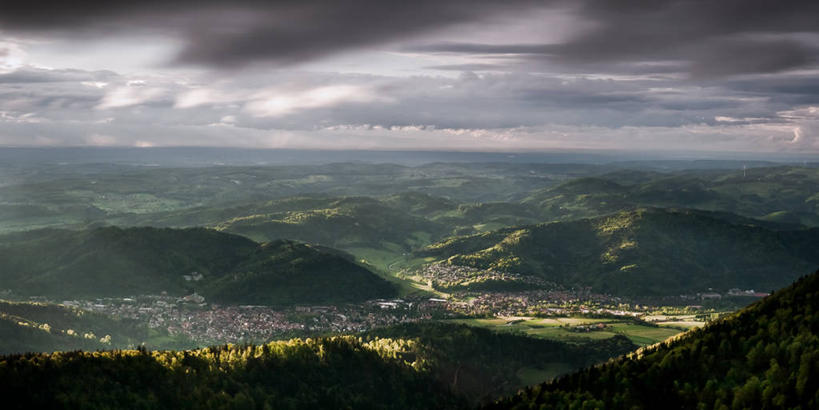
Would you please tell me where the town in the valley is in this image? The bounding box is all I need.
[28,276,766,346]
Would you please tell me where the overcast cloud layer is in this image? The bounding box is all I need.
[0,0,818,153]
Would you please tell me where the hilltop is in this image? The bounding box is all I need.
[490,269,819,409]
[418,208,819,295]
[202,240,397,306]
[0,227,396,305]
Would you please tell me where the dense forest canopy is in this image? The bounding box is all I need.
[0,322,633,408]
[0,337,465,410]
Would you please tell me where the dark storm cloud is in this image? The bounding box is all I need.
[0,0,539,67]
[412,0,819,77]
[2,0,818,152]
[3,0,816,76]
[719,75,819,106]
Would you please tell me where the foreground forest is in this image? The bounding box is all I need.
[0,321,636,408]
[0,337,465,410]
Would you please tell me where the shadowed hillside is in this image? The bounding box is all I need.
[0,227,396,305]
[202,240,398,306]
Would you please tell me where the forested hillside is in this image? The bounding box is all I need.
[419,208,819,295]
[0,227,396,304]
[212,196,447,251]
[490,270,819,409]
[119,193,543,254]
[202,240,397,306]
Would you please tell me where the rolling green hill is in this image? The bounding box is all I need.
[212,196,448,251]
[112,193,543,272]
[151,166,819,263]
[0,227,396,305]
[418,208,819,295]
[490,269,819,409]
[0,161,596,234]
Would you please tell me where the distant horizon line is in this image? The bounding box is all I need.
[0,144,817,159]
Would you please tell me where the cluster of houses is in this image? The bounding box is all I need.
[698,288,770,301]
[451,288,620,317]
[62,293,455,344]
[164,305,304,342]
[413,263,552,290]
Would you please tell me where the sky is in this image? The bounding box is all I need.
[0,0,818,153]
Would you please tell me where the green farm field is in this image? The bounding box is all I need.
[447,316,694,346]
